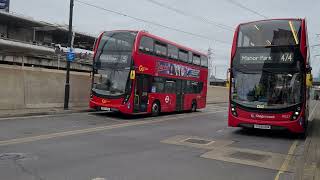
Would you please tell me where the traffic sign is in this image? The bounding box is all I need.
[66,49,75,62]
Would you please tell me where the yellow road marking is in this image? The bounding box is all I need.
[274,102,318,179]
[0,110,227,146]
[274,140,298,180]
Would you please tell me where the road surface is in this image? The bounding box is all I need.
[0,102,318,180]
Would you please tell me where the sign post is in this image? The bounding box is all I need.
[64,0,74,110]
[66,48,75,62]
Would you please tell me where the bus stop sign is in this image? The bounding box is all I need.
[66,49,75,62]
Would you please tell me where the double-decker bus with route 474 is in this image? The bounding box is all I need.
[228,19,313,135]
[90,30,208,116]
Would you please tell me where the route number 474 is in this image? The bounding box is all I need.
[280,53,293,63]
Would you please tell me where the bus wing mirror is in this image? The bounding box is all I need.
[226,68,231,88]
[130,70,136,80]
[306,73,313,88]
[306,64,312,72]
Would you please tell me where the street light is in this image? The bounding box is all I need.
[64,0,74,109]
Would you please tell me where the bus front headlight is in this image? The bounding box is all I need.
[231,104,238,117]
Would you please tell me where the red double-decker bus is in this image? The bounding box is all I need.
[228,19,313,134]
[90,30,208,116]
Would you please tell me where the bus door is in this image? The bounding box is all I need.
[134,75,149,113]
[176,80,184,111]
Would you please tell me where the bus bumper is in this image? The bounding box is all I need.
[228,115,306,133]
[89,100,132,114]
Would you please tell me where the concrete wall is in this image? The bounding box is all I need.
[206,86,229,104]
[0,64,228,111]
[0,64,90,110]
[0,55,92,72]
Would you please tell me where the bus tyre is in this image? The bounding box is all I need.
[151,101,160,116]
[300,120,309,139]
[299,130,307,139]
[191,101,197,112]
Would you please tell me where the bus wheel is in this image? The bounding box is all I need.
[191,101,197,112]
[300,119,309,139]
[151,101,160,116]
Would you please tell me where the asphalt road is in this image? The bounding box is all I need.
[0,102,318,180]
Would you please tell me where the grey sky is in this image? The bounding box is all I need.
[10,0,320,78]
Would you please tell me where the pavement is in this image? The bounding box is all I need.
[0,102,318,180]
[0,106,92,119]
[294,101,320,180]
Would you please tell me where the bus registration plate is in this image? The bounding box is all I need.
[101,107,111,111]
[254,124,271,130]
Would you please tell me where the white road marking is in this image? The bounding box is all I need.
[92,178,106,180]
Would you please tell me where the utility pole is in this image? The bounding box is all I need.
[215,66,217,78]
[64,0,74,109]
[207,47,214,78]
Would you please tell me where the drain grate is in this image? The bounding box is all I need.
[184,138,212,145]
[0,153,26,161]
[229,151,270,162]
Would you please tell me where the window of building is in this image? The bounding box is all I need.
[139,36,154,54]
[179,49,189,62]
[155,41,167,57]
[168,44,178,60]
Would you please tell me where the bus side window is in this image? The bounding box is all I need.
[186,81,202,94]
[168,44,178,60]
[188,52,193,64]
[165,80,176,93]
[201,55,208,67]
[151,77,165,93]
[178,49,188,62]
[155,41,167,57]
[198,82,204,93]
[193,54,201,65]
[184,80,191,93]
[139,36,154,54]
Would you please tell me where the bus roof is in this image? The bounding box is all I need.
[138,30,207,57]
[99,30,207,57]
[238,18,303,26]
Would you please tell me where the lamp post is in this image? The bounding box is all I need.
[64,0,74,109]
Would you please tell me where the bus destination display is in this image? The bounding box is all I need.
[240,52,294,64]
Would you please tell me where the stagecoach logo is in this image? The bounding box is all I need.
[101,99,110,104]
[251,113,275,119]
[165,96,170,104]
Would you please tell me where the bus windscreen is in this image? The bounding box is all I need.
[237,20,301,47]
[92,31,136,97]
